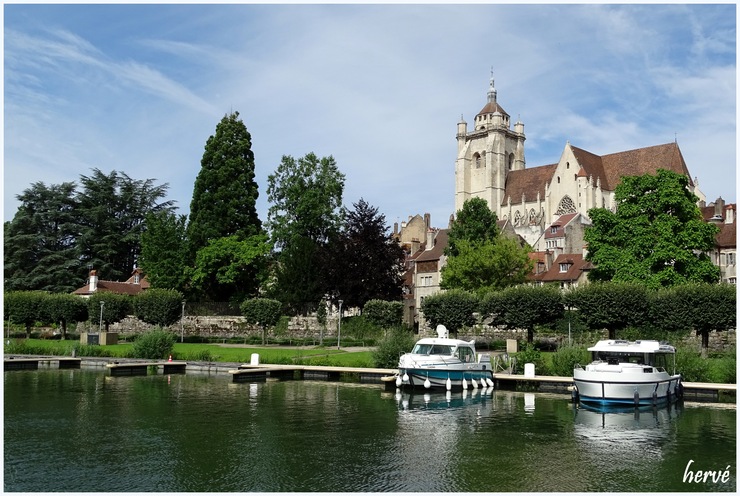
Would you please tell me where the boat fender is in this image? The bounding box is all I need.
[446,377,452,391]
[471,378,478,389]
[462,377,468,390]
[652,391,658,406]
[402,372,409,383]
[571,387,579,403]
[424,374,431,389]
[396,376,402,388]
[486,377,494,388]
[633,390,640,406]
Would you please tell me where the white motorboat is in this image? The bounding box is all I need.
[395,325,494,391]
[573,339,683,407]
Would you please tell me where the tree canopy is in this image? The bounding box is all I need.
[4,182,80,293]
[445,197,499,257]
[326,199,405,309]
[266,152,345,249]
[585,169,720,287]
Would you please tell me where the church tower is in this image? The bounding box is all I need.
[454,73,526,217]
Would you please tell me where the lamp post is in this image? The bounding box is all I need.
[98,301,105,335]
[337,299,343,350]
[181,301,186,343]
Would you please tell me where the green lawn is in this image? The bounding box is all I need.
[3,338,376,368]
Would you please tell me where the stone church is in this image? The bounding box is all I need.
[454,74,706,249]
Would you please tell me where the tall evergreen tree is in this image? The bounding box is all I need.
[4,182,80,292]
[446,197,499,257]
[187,111,262,256]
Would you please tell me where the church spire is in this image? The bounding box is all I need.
[487,67,497,104]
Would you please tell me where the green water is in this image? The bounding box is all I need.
[4,369,736,492]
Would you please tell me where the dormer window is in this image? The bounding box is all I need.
[559,263,570,273]
[551,226,558,234]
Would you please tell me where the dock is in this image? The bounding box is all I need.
[229,364,395,384]
[4,356,81,371]
[106,361,187,376]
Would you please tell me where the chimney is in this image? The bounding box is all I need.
[88,270,98,292]
[426,229,435,251]
[410,238,420,255]
[714,197,725,219]
[424,213,431,231]
[726,205,734,224]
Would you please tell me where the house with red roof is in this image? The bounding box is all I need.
[73,268,150,297]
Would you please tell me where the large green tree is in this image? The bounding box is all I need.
[327,199,405,309]
[139,211,190,293]
[585,169,719,287]
[77,168,174,282]
[442,198,531,294]
[187,111,262,256]
[266,153,345,313]
[4,182,80,292]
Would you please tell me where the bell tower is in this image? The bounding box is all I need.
[454,72,526,217]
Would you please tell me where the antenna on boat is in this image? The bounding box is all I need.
[436,325,449,339]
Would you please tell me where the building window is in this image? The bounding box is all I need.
[729,278,736,285]
[551,226,558,234]
[566,162,570,169]
[559,263,570,273]
[727,252,736,265]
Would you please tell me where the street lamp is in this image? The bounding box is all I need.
[98,301,105,334]
[181,301,186,343]
[337,299,343,350]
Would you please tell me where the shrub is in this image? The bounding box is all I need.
[363,300,403,329]
[134,289,184,327]
[513,344,548,375]
[131,329,176,360]
[550,344,590,377]
[675,348,710,382]
[372,327,416,369]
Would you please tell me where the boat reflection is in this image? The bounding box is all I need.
[390,387,495,412]
[573,402,682,464]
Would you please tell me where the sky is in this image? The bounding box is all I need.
[4,3,737,232]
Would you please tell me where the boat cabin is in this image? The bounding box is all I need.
[588,340,676,373]
[411,341,477,363]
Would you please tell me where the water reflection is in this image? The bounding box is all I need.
[573,402,681,477]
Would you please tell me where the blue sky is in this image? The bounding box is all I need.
[4,4,736,230]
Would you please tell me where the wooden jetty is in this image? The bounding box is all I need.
[229,364,395,384]
[106,361,187,376]
[4,357,81,371]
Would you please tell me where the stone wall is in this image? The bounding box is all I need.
[74,314,736,352]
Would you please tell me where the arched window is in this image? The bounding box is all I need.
[557,176,561,184]
[509,153,515,170]
[474,153,481,168]
[555,196,577,215]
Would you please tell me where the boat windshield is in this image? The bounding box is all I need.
[412,344,454,356]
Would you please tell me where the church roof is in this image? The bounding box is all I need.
[502,164,556,205]
[572,142,693,191]
[501,142,693,206]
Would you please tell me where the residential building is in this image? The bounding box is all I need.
[73,268,149,297]
[702,197,737,284]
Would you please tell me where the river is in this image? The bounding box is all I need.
[4,369,736,492]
